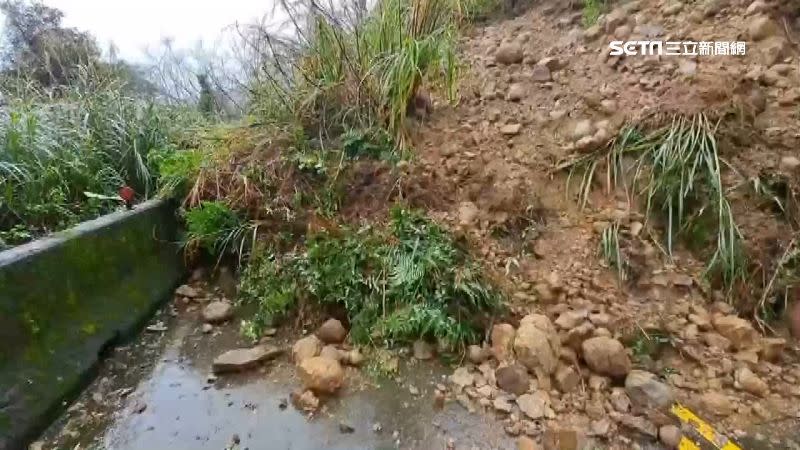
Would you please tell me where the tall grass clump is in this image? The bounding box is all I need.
[563,113,747,292]
[0,72,207,248]
[238,206,504,349]
[249,0,461,143]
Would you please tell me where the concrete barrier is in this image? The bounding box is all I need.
[0,199,184,450]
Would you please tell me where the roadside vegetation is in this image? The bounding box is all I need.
[1,0,507,348]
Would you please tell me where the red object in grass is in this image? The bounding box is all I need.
[118,185,135,209]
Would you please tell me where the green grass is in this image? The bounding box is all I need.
[582,0,605,27]
[563,113,747,293]
[599,221,627,282]
[0,75,205,248]
[237,206,504,349]
[249,0,462,144]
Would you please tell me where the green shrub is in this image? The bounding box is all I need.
[183,200,244,256]
[238,207,504,349]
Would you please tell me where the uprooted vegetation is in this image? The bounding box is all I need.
[237,207,504,350]
[561,111,800,327]
[152,0,514,348]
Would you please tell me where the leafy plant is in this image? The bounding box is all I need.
[237,207,504,349]
[183,200,248,258]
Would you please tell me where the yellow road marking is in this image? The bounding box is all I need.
[671,403,743,450]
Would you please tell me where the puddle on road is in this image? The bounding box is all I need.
[39,308,512,450]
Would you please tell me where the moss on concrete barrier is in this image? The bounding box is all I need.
[0,199,184,450]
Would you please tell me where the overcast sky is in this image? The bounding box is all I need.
[41,0,277,62]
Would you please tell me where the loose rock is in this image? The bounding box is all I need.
[625,370,673,410]
[699,392,735,416]
[734,367,769,397]
[292,335,322,364]
[712,315,759,350]
[316,318,347,344]
[451,367,475,389]
[212,345,283,374]
[659,424,682,449]
[202,301,233,323]
[496,364,531,395]
[491,323,517,362]
[496,42,523,65]
[413,340,435,360]
[581,337,631,377]
[298,356,345,394]
[290,389,320,411]
[467,344,489,364]
[517,391,549,420]
[514,314,561,374]
[175,284,199,298]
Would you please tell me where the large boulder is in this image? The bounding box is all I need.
[212,345,283,374]
[298,356,345,394]
[514,314,560,374]
[292,335,322,364]
[316,318,347,344]
[491,323,516,362]
[581,337,631,377]
[712,315,759,350]
[496,364,530,395]
[624,370,674,410]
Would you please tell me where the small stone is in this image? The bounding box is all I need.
[581,337,631,377]
[759,337,786,362]
[659,424,682,449]
[201,323,213,334]
[492,323,517,362]
[748,15,779,41]
[555,365,580,393]
[700,392,735,416]
[467,345,489,364]
[555,310,588,330]
[339,422,355,433]
[703,332,732,351]
[458,201,479,226]
[298,356,345,394]
[316,318,347,344]
[413,340,435,360]
[780,156,800,171]
[202,301,233,323]
[372,422,383,433]
[614,25,632,39]
[451,367,475,388]
[496,364,531,395]
[517,391,549,420]
[342,348,364,366]
[572,119,594,141]
[292,335,322,364]
[610,388,632,413]
[746,0,767,15]
[212,345,283,374]
[625,370,674,410]
[494,396,515,413]
[712,315,759,350]
[532,65,552,82]
[507,83,526,102]
[496,42,524,64]
[735,367,769,397]
[290,389,320,411]
[175,284,199,298]
[618,415,657,438]
[501,123,523,136]
[590,418,611,437]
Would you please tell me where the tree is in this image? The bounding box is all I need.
[0,0,101,87]
[197,73,215,116]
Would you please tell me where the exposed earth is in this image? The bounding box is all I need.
[35,0,800,449]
